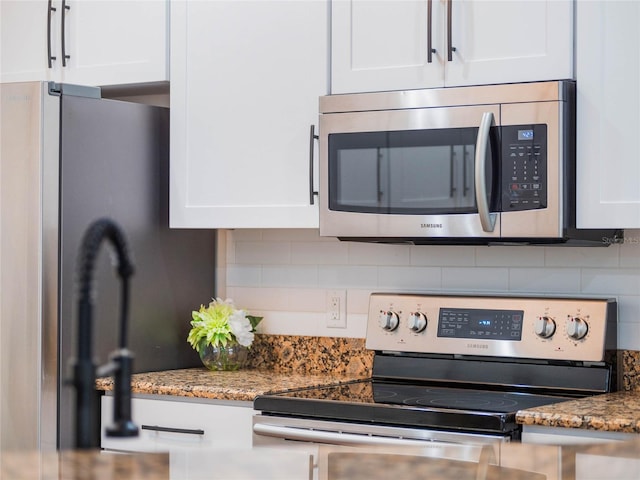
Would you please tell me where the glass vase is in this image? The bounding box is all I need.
[198,340,249,371]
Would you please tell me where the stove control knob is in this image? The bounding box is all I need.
[407,312,427,333]
[566,316,589,340]
[379,311,400,331]
[534,316,556,338]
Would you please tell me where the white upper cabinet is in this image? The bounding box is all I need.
[170,0,327,229]
[331,0,574,94]
[0,0,168,86]
[576,1,640,228]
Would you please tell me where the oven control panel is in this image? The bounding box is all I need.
[366,293,617,362]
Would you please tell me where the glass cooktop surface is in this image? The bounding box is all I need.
[253,380,573,434]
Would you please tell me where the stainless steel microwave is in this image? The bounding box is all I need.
[318,81,621,245]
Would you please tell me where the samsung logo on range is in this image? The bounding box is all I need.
[466,343,489,350]
[420,223,443,229]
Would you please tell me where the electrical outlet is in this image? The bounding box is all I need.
[326,290,347,328]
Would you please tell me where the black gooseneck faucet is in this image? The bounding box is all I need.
[72,218,139,449]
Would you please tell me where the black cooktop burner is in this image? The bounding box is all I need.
[253,379,573,435]
[372,383,558,413]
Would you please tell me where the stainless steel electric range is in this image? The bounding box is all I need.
[253,293,618,450]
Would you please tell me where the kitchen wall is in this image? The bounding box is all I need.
[222,229,640,351]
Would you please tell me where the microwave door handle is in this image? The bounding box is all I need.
[474,112,496,232]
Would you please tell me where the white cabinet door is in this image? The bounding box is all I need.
[331,0,444,94]
[576,1,640,228]
[445,0,573,87]
[331,0,573,94]
[170,0,326,228]
[0,0,167,86]
[0,0,55,83]
[61,0,168,86]
[101,395,254,452]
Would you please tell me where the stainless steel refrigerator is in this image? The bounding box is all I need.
[0,81,216,450]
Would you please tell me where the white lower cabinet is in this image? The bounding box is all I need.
[100,395,254,453]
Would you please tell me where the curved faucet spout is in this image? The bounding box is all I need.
[73,218,138,449]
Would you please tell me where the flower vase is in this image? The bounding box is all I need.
[198,340,249,371]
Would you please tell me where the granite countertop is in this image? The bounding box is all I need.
[97,335,374,401]
[96,367,367,402]
[516,390,640,433]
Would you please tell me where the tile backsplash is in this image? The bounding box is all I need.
[222,229,640,351]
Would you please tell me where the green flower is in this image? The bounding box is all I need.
[187,298,262,353]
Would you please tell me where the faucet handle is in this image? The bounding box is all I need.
[105,349,139,438]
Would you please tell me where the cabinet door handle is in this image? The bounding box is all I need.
[427,0,436,62]
[47,1,56,67]
[309,125,319,205]
[446,0,456,61]
[141,425,205,436]
[61,0,70,66]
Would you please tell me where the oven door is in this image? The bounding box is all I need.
[253,414,510,450]
[319,104,502,240]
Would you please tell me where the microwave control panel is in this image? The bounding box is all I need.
[501,124,547,212]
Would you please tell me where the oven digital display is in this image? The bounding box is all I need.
[437,308,524,340]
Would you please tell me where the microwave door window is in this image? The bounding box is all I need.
[335,148,382,211]
[328,128,493,215]
[387,145,477,211]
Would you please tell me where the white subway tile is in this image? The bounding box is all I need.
[508,268,581,293]
[581,268,640,296]
[617,322,640,351]
[378,266,441,290]
[619,231,640,267]
[616,295,640,324]
[228,229,263,242]
[475,246,544,267]
[347,289,376,315]
[235,241,291,264]
[262,265,319,287]
[224,230,236,264]
[226,265,261,287]
[318,265,379,288]
[347,242,411,266]
[544,246,618,268]
[411,246,475,266]
[257,311,321,336]
[442,267,508,291]
[291,242,349,265]
[261,228,327,242]
[318,313,368,338]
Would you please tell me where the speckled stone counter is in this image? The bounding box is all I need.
[96,367,368,401]
[96,335,373,401]
[516,390,640,433]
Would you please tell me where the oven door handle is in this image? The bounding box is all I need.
[254,422,451,447]
[474,112,496,233]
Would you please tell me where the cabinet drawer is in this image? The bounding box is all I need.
[101,395,254,453]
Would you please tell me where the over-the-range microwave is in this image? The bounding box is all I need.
[318,81,622,246]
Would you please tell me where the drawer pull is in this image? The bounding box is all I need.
[141,425,205,436]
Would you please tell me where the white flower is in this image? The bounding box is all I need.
[228,309,255,347]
